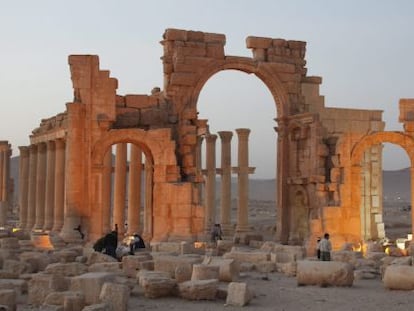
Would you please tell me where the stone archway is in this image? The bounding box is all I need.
[351,131,414,241]
[89,128,180,241]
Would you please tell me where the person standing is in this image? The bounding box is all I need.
[319,233,332,261]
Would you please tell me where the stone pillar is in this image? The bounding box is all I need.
[204,134,217,235]
[0,148,3,202]
[34,142,47,230]
[60,102,85,242]
[128,144,142,235]
[43,141,56,231]
[113,143,127,236]
[102,149,112,234]
[52,139,65,232]
[218,131,233,236]
[234,129,254,234]
[26,144,38,230]
[196,136,204,204]
[275,119,290,243]
[143,158,153,241]
[18,146,30,229]
[0,142,12,226]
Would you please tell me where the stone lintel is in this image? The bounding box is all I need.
[30,129,66,145]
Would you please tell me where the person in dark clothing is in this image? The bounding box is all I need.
[129,233,146,255]
[93,236,105,252]
[74,224,84,240]
[103,231,118,258]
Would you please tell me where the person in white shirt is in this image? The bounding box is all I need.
[319,233,332,261]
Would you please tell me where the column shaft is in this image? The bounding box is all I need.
[34,143,47,230]
[236,129,250,233]
[143,158,153,240]
[102,149,112,234]
[52,139,65,232]
[205,134,217,233]
[43,141,56,230]
[60,103,85,242]
[218,131,233,235]
[18,146,30,229]
[0,150,3,202]
[128,145,142,235]
[113,143,127,236]
[26,145,38,230]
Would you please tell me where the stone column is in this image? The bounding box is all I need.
[113,143,127,236]
[196,136,204,204]
[102,149,112,234]
[34,142,47,230]
[52,139,65,232]
[0,149,4,202]
[143,158,153,241]
[411,167,414,238]
[2,146,11,204]
[274,118,290,243]
[128,144,142,235]
[204,134,217,234]
[218,131,233,236]
[234,128,254,234]
[43,141,56,231]
[60,103,85,242]
[26,144,38,231]
[18,146,30,229]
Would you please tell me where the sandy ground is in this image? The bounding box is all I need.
[128,271,414,311]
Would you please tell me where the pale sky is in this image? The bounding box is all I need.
[1,0,413,178]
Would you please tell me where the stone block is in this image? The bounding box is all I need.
[191,264,219,281]
[178,279,218,300]
[255,262,276,273]
[70,272,116,305]
[87,252,118,265]
[0,289,15,311]
[45,262,88,277]
[223,248,270,264]
[88,262,122,274]
[20,251,52,273]
[0,279,27,296]
[28,273,55,306]
[296,261,354,287]
[246,36,272,49]
[125,95,155,109]
[140,273,176,298]
[0,238,19,249]
[202,257,239,282]
[3,260,30,275]
[44,291,84,307]
[81,304,110,311]
[204,32,226,44]
[383,265,414,290]
[170,72,196,86]
[164,28,187,41]
[174,263,193,283]
[99,282,130,311]
[226,282,252,307]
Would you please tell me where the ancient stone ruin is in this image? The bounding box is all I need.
[2,28,414,252]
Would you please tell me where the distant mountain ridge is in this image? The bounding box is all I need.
[8,156,410,203]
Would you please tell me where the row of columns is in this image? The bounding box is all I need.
[19,140,66,232]
[201,128,255,237]
[110,143,153,239]
[0,141,12,226]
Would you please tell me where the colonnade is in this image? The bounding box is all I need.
[0,141,12,226]
[110,143,153,239]
[18,140,153,240]
[18,139,65,232]
[201,128,255,237]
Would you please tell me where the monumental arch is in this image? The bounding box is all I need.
[12,28,414,250]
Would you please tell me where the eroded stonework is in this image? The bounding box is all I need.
[11,28,414,252]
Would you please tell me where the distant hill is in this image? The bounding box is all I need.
[9,156,410,203]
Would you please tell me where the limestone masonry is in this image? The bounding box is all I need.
[2,28,414,252]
